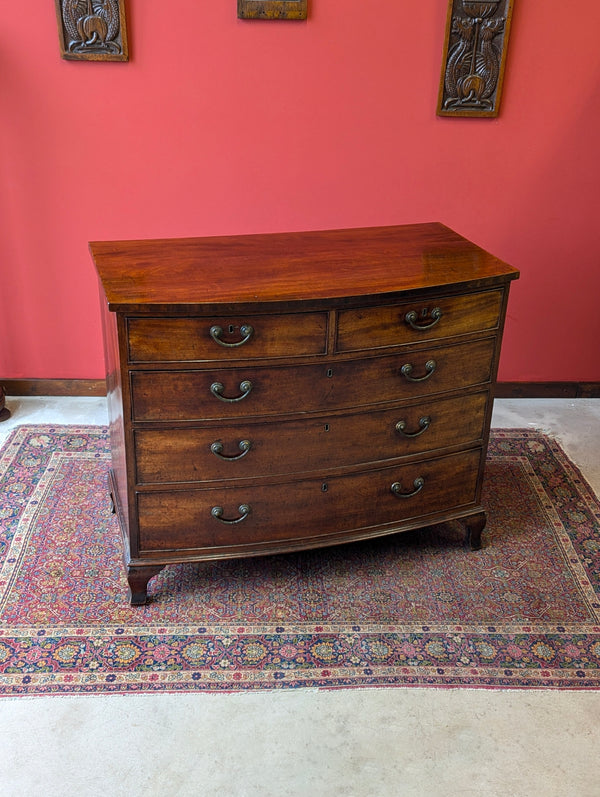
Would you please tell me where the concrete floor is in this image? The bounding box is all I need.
[0,397,599,797]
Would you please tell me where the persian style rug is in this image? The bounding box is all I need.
[1,425,599,696]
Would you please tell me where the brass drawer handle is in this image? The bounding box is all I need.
[404,308,442,331]
[210,439,252,460]
[395,416,431,438]
[400,360,436,382]
[210,380,253,402]
[391,477,425,499]
[210,324,254,348]
[211,504,251,524]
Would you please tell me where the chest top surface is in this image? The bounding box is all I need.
[90,222,519,312]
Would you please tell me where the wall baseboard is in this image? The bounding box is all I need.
[495,382,600,399]
[2,379,106,397]
[2,379,600,399]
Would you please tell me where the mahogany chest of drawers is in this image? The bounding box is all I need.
[91,223,519,604]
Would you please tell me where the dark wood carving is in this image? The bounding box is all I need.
[437,0,514,117]
[237,0,308,20]
[0,386,10,422]
[55,0,129,61]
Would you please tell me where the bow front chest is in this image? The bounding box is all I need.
[91,223,519,604]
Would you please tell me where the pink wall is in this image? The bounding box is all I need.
[2,1,599,381]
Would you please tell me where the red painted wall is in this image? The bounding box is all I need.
[2,1,599,381]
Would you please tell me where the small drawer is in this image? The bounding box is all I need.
[134,391,488,484]
[336,290,503,352]
[136,448,482,554]
[130,338,496,422]
[127,313,328,362]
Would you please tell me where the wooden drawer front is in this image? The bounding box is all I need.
[131,338,495,422]
[127,313,328,362]
[336,290,503,352]
[136,448,481,554]
[134,391,488,484]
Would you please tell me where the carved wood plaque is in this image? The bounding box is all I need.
[55,0,129,61]
[238,0,308,20]
[437,0,514,117]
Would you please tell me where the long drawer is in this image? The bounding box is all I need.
[336,290,503,351]
[134,391,488,484]
[130,337,496,422]
[127,312,328,362]
[136,448,482,554]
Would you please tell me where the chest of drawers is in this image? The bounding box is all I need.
[91,223,519,604]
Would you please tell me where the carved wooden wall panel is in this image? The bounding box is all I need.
[437,0,514,117]
[55,0,129,61]
[238,1,308,20]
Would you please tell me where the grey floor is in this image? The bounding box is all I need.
[0,397,599,797]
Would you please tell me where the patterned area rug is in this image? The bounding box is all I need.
[1,425,599,696]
